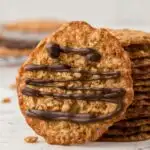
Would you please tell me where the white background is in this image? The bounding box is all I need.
[0,0,150,28]
[0,0,150,150]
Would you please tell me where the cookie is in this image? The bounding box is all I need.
[3,20,64,32]
[134,79,150,86]
[133,74,150,80]
[17,21,133,145]
[128,50,150,60]
[132,99,150,106]
[135,93,150,100]
[0,20,64,57]
[99,132,150,142]
[106,124,150,136]
[107,29,150,47]
[114,117,150,128]
[127,106,150,113]
[133,67,150,77]
[134,86,150,92]
[126,106,150,119]
[132,59,150,79]
[132,58,150,68]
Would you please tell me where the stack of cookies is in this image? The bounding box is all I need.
[0,20,64,57]
[100,29,150,142]
[17,21,134,145]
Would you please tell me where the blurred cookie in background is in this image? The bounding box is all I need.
[0,19,65,57]
[3,20,65,33]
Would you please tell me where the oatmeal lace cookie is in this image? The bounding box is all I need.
[17,21,133,145]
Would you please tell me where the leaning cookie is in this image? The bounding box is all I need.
[17,21,133,145]
[0,20,64,57]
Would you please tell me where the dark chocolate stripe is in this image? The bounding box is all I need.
[47,44,93,54]
[24,64,120,79]
[26,99,123,123]
[26,82,125,93]
[22,87,125,103]
[25,64,71,71]
[25,74,119,85]
[46,44,101,61]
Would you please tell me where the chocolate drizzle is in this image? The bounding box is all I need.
[22,87,125,103]
[22,43,125,123]
[25,64,120,79]
[46,44,101,62]
[26,101,123,123]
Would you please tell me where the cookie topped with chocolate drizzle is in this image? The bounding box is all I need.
[17,21,133,145]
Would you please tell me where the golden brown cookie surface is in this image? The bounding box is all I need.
[17,21,133,145]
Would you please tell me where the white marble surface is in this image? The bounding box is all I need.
[0,65,150,150]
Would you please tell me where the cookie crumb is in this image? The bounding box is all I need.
[24,136,38,143]
[1,97,11,103]
[9,83,16,89]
